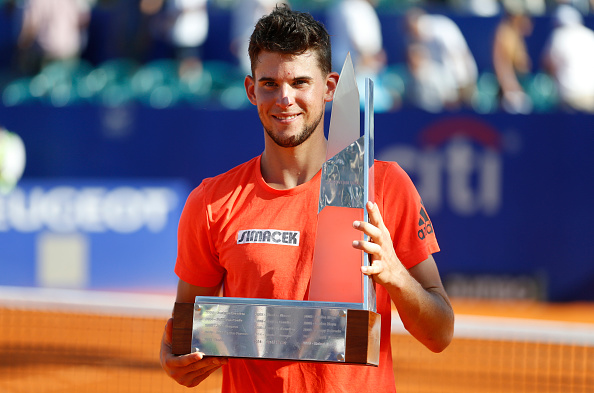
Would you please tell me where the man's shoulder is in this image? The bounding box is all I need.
[188,156,260,202]
[201,156,259,187]
[374,159,407,179]
[374,159,418,195]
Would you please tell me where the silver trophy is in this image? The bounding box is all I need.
[173,54,380,365]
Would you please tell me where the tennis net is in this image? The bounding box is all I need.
[1,286,592,393]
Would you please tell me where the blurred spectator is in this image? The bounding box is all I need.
[85,0,150,65]
[327,0,396,111]
[405,8,478,110]
[405,42,459,112]
[541,5,594,113]
[230,0,277,74]
[140,0,170,60]
[550,0,591,15]
[450,0,500,17]
[500,0,545,15]
[17,0,91,75]
[327,0,386,77]
[167,0,208,78]
[492,7,533,114]
[140,0,208,79]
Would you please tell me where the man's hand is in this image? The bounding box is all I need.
[351,201,407,287]
[160,318,227,387]
[351,201,454,353]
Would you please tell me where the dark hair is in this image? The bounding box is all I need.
[248,4,332,76]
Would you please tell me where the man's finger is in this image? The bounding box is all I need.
[353,219,381,240]
[362,260,384,275]
[352,239,381,254]
[186,363,224,387]
[163,318,173,346]
[167,351,204,368]
[366,201,387,230]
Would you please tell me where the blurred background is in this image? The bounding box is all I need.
[0,0,593,392]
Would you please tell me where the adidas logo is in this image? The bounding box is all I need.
[417,206,434,240]
[237,229,300,246]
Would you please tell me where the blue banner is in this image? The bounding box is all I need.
[0,178,189,293]
[374,112,594,301]
[0,105,592,300]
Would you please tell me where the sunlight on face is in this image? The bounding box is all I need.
[246,50,332,148]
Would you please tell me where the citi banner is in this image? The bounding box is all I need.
[374,113,594,302]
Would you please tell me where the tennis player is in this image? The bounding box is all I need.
[160,4,454,392]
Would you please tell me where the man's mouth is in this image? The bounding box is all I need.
[274,114,300,121]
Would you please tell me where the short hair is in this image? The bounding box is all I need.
[248,4,332,76]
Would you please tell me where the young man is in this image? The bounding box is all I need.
[160,5,454,392]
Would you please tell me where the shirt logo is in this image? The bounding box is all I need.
[237,229,300,246]
[417,205,434,240]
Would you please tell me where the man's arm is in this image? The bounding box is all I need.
[387,254,454,352]
[353,201,454,353]
[175,278,222,302]
[160,279,227,387]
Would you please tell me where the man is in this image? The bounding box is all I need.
[17,0,90,75]
[326,0,395,112]
[492,7,533,114]
[160,5,454,392]
[541,4,594,113]
[405,8,478,109]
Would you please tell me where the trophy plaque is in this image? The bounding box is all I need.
[172,54,380,366]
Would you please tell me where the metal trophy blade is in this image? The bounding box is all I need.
[309,54,376,312]
[172,54,380,366]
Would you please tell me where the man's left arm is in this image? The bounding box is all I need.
[353,201,454,353]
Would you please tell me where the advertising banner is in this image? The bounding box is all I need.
[0,178,189,292]
[0,105,592,300]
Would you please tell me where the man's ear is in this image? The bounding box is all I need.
[324,72,340,103]
[245,75,257,106]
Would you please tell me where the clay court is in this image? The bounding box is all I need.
[1,292,592,393]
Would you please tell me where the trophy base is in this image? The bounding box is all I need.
[172,297,380,366]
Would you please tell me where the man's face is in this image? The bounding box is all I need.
[245,50,337,148]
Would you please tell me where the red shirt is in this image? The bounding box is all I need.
[175,156,439,393]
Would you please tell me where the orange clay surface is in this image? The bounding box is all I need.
[1,299,593,393]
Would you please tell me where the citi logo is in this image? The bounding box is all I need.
[417,206,434,240]
[237,229,300,246]
[378,117,509,217]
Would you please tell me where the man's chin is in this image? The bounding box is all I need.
[263,112,321,149]
[265,129,307,148]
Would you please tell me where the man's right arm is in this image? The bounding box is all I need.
[176,278,221,302]
[160,279,227,387]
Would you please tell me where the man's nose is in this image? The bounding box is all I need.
[277,85,294,108]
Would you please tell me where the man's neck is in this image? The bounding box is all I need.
[260,134,327,190]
